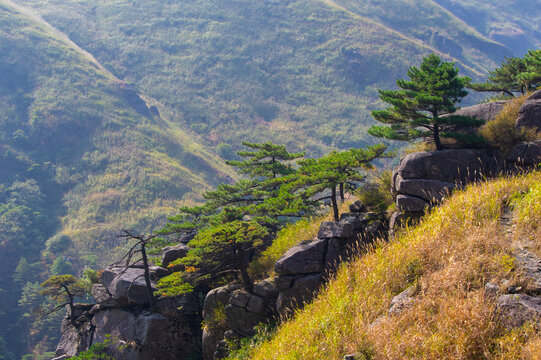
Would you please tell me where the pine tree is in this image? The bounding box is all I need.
[469,56,529,96]
[159,142,304,238]
[469,51,541,96]
[518,49,541,91]
[368,54,482,150]
[226,141,304,180]
[287,145,388,221]
[157,220,268,294]
[39,275,88,325]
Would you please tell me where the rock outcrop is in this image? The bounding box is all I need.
[392,149,499,213]
[54,261,201,360]
[516,90,541,132]
[203,209,387,358]
[507,140,541,168]
[452,101,508,122]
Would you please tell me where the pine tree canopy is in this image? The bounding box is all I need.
[368,54,481,150]
[285,144,388,221]
[226,141,304,179]
[518,49,541,91]
[39,275,88,324]
[159,142,305,239]
[157,220,268,294]
[469,50,541,96]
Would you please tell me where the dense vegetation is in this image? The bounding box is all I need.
[239,170,541,359]
[0,2,235,357]
[14,0,521,154]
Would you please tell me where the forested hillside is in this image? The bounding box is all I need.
[0,2,235,357]
[13,0,522,152]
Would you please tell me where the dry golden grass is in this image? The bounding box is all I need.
[247,171,541,360]
[249,200,353,278]
[480,94,539,153]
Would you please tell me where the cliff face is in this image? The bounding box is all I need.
[54,264,202,360]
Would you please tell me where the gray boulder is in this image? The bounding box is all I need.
[203,284,241,319]
[339,213,368,231]
[388,286,416,315]
[396,195,430,212]
[101,266,156,306]
[451,101,507,122]
[394,149,498,183]
[318,221,354,238]
[507,140,541,167]
[91,284,118,307]
[516,90,541,132]
[253,278,278,299]
[224,304,266,336]
[274,238,327,275]
[161,243,189,268]
[349,200,366,213]
[274,275,295,291]
[496,294,541,329]
[396,178,455,203]
[229,290,251,308]
[202,284,241,360]
[155,292,200,315]
[92,309,198,360]
[246,294,267,313]
[55,317,94,357]
[276,273,322,314]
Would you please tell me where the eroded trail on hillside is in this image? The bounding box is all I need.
[493,204,541,328]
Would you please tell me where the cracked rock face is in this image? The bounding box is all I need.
[515,248,541,294]
[392,149,498,212]
[92,308,199,360]
[101,266,157,306]
[507,140,541,167]
[274,238,327,275]
[516,90,541,132]
[497,294,541,328]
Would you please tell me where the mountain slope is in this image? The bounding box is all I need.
[0,2,236,356]
[434,0,541,56]
[15,0,511,154]
[247,171,541,359]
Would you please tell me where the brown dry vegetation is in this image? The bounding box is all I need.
[480,94,539,153]
[246,171,541,360]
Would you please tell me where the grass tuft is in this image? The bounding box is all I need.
[480,94,539,153]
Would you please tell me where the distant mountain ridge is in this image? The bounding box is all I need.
[13,0,525,153]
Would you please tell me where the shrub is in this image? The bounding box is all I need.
[480,94,538,153]
[357,170,394,212]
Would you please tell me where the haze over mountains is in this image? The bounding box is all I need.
[0,0,540,357]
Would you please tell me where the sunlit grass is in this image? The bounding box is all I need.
[247,171,541,359]
[250,200,352,278]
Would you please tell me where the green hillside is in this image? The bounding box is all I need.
[0,2,235,356]
[14,0,512,154]
[246,171,541,359]
[434,0,541,56]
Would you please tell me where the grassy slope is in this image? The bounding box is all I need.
[247,171,541,359]
[433,0,541,56]
[330,0,512,74]
[0,1,236,265]
[15,0,509,155]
